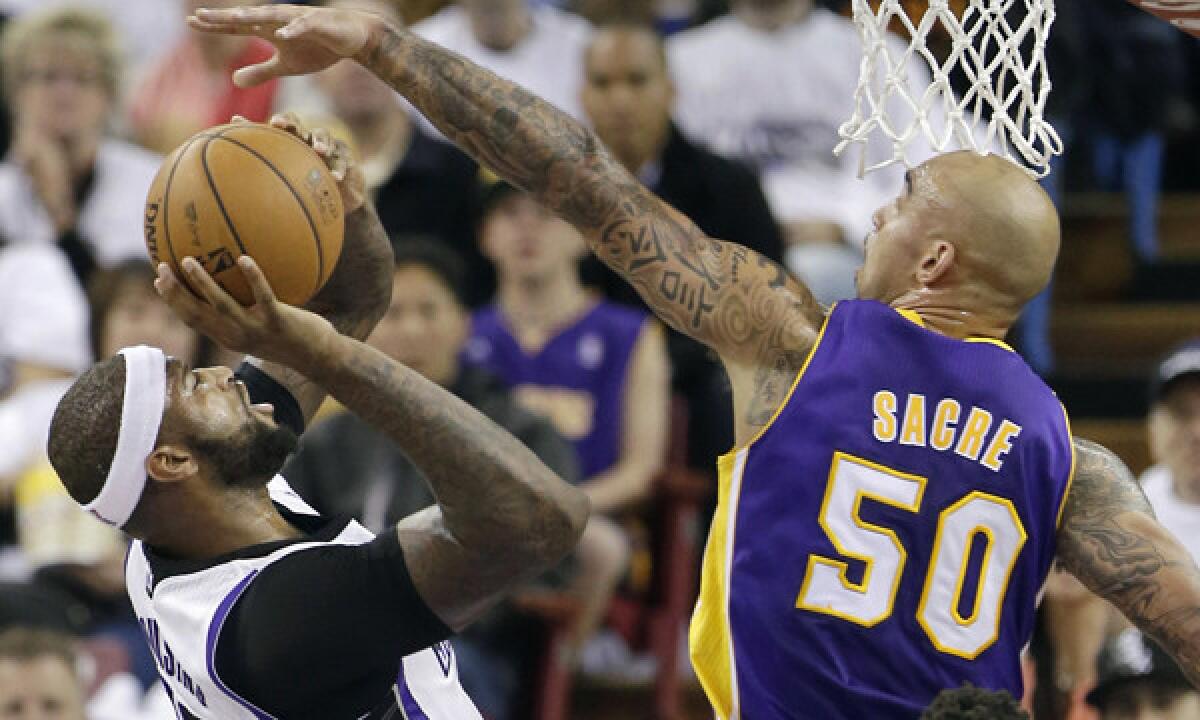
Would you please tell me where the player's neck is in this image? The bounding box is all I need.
[889,290,1013,343]
[147,488,303,560]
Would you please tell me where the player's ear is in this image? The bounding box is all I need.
[916,240,955,286]
[145,444,198,484]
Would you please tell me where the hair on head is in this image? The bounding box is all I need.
[921,683,1029,720]
[46,355,128,506]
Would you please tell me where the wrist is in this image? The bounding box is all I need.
[288,315,343,379]
[353,16,404,69]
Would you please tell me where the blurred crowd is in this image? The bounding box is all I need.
[0,0,1197,718]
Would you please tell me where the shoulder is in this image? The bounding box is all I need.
[668,128,759,184]
[468,305,506,337]
[1063,438,1146,517]
[592,301,653,337]
[667,15,739,57]
[532,6,593,43]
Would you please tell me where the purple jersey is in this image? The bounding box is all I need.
[465,301,649,479]
[690,300,1074,719]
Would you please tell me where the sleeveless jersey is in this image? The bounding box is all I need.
[126,477,481,720]
[465,301,648,478]
[690,300,1074,719]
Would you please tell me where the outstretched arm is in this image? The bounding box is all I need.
[1057,437,1200,687]
[188,5,823,374]
[156,256,589,632]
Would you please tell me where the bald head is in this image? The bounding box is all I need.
[921,151,1060,307]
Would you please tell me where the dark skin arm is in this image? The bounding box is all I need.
[246,113,394,425]
[1057,437,1200,687]
[155,255,589,632]
[187,4,823,446]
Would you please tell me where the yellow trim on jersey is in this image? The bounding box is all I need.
[895,308,926,327]
[964,337,1015,352]
[721,307,834,461]
[690,449,748,720]
[893,307,1015,353]
[1056,403,1077,528]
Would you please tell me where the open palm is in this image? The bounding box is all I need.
[187,5,381,87]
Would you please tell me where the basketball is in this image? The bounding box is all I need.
[143,122,344,307]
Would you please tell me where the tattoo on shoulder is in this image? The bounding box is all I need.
[1057,440,1167,624]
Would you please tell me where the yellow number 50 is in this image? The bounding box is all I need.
[796,452,1027,659]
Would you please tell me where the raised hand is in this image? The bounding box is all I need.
[246,112,366,214]
[187,5,383,88]
[154,255,332,365]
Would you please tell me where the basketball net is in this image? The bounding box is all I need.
[835,0,1062,178]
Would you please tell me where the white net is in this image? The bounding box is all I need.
[835,0,1063,178]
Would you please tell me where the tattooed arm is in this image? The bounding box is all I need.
[186,4,825,445]
[156,254,589,632]
[244,114,393,425]
[1057,438,1200,687]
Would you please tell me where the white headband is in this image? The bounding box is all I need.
[83,346,167,528]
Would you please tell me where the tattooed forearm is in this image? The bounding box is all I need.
[255,203,394,422]
[298,332,589,630]
[1058,438,1200,687]
[353,24,823,371]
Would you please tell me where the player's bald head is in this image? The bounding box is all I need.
[920,151,1059,308]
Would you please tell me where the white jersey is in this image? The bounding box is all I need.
[125,477,481,720]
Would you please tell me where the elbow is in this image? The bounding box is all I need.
[519,478,590,569]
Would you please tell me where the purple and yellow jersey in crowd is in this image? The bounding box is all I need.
[465,301,649,479]
[690,299,1074,719]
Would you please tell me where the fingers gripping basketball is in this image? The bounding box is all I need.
[143,122,344,307]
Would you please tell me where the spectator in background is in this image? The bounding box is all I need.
[4,261,203,692]
[412,0,592,124]
[581,22,784,473]
[1141,339,1200,559]
[667,0,936,304]
[0,8,159,284]
[0,0,184,84]
[316,0,488,304]
[285,241,578,719]
[0,245,90,584]
[1081,0,1186,266]
[128,0,327,155]
[466,184,669,669]
[0,628,86,720]
[0,626,157,720]
[1038,339,1200,720]
[1086,629,1200,720]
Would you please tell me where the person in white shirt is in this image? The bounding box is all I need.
[1141,339,1200,561]
[0,8,159,274]
[413,0,592,123]
[667,0,937,304]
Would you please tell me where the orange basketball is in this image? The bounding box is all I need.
[144,122,344,307]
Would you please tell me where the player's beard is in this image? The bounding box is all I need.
[194,418,299,490]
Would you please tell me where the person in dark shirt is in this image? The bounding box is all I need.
[314,0,488,305]
[579,22,785,472]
